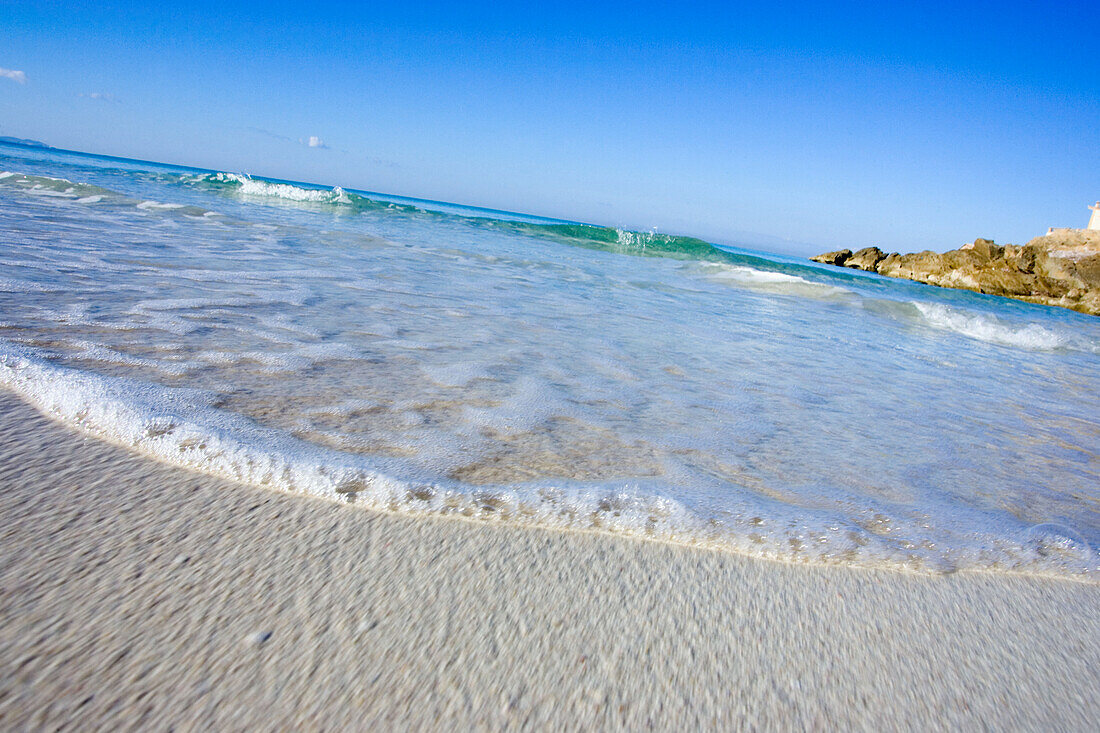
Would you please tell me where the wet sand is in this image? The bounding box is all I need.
[0,389,1097,729]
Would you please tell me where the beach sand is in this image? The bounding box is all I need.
[1,389,1097,729]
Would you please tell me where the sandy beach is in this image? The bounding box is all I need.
[0,389,1097,729]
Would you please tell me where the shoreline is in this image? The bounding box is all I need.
[4,348,1093,582]
[1,389,1099,727]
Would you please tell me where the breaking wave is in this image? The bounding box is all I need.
[0,171,118,200]
[911,302,1072,351]
[1,170,220,218]
[184,172,413,211]
[2,150,1099,582]
[1,340,1095,579]
[0,162,832,285]
[184,171,835,284]
[0,342,748,564]
[701,263,854,299]
[6,167,1089,357]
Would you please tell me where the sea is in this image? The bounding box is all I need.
[1,141,1097,578]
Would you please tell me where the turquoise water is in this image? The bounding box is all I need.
[1,141,1097,577]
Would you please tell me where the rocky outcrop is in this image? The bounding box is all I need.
[813,248,852,266]
[846,247,888,271]
[810,229,1100,316]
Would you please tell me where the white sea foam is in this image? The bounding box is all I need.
[27,186,75,198]
[1,170,228,221]
[16,173,71,184]
[0,341,391,501]
[702,263,853,298]
[0,339,965,577]
[4,340,1091,578]
[714,265,809,284]
[614,228,656,248]
[202,172,351,204]
[0,173,95,199]
[239,178,335,202]
[912,302,1069,350]
[0,342,710,554]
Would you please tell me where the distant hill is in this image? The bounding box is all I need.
[0,136,50,148]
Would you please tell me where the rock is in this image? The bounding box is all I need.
[1075,288,1100,315]
[876,251,945,281]
[961,238,1003,260]
[877,252,901,270]
[1003,244,1036,273]
[970,269,1043,297]
[810,249,852,266]
[809,229,1100,316]
[1072,255,1100,289]
[245,631,273,646]
[844,247,887,271]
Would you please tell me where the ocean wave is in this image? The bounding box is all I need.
[701,263,854,299]
[0,340,703,548]
[0,171,118,200]
[226,173,351,203]
[185,172,403,211]
[1,340,1095,579]
[857,297,1090,352]
[911,302,1070,350]
[16,166,832,286]
[182,171,816,275]
[509,221,728,262]
[0,170,223,220]
[4,166,1091,356]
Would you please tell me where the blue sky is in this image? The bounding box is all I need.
[1,1,1098,254]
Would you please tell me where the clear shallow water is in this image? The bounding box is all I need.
[1,142,1098,578]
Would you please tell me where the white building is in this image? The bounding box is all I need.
[1090,201,1100,231]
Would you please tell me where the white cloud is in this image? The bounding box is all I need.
[80,92,119,103]
[1,68,27,84]
[306,135,327,149]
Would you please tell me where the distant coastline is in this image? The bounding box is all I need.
[0,136,50,149]
[811,229,1100,316]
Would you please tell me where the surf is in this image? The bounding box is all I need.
[2,143,1098,581]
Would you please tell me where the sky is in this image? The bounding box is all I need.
[1,1,1098,255]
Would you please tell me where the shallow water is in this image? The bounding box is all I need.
[1,142,1097,577]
